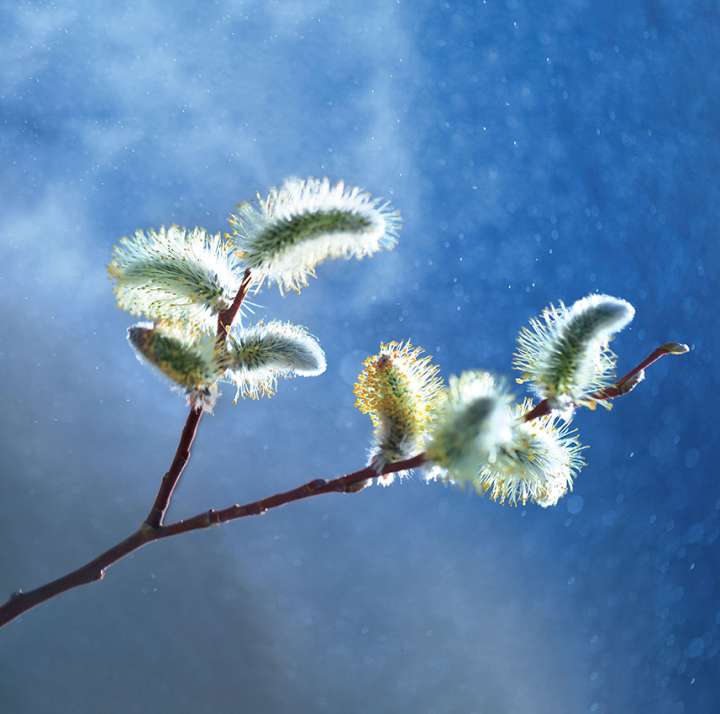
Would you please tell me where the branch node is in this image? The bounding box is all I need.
[344,478,371,493]
[140,522,158,537]
[616,369,645,396]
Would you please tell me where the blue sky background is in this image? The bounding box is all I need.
[1,1,718,712]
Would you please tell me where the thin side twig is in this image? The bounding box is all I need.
[522,342,688,422]
[217,268,253,342]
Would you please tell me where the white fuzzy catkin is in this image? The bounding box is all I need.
[513,294,635,404]
[228,177,400,293]
[127,322,222,411]
[473,400,585,507]
[426,371,516,484]
[222,321,326,401]
[109,226,242,332]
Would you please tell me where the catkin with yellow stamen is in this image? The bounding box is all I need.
[472,399,585,507]
[354,341,443,484]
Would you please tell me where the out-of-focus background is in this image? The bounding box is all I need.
[1,2,717,712]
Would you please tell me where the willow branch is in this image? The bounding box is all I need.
[144,269,252,528]
[0,336,685,630]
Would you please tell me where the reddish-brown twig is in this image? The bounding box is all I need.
[0,454,424,629]
[157,452,428,538]
[591,342,688,400]
[217,268,253,342]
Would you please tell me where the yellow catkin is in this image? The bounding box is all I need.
[354,341,443,474]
